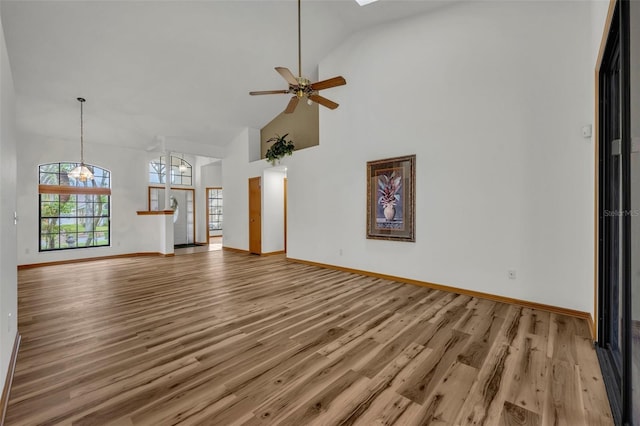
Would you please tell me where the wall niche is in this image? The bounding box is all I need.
[260,100,319,160]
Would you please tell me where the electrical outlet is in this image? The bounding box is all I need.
[508,270,517,280]
[339,248,343,256]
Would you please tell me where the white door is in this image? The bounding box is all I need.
[172,190,188,245]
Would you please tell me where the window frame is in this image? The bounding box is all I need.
[149,155,193,186]
[206,187,223,236]
[38,162,111,252]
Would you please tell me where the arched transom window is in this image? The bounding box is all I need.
[149,155,192,186]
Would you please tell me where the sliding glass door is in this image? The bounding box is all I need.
[598,6,625,419]
[597,1,638,424]
[631,126,639,426]
[630,2,640,423]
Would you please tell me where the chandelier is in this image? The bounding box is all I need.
[68,97,94,182]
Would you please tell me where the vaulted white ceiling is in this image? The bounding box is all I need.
[1,0,448,156]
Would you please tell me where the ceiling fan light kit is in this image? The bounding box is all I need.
[250,0,346,114]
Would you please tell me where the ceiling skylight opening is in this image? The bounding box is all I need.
[355,0,379,6]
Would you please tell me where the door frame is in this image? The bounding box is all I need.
[284,177,287,253]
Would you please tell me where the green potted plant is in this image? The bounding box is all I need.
[265,133,295,165]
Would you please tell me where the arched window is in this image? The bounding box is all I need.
[39,162,111,251]
[149,155,192,186]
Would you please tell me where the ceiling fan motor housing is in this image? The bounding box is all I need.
[292,78,312,98]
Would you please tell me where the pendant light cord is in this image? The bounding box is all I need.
[78,97,85,165]
[80,101,84,164]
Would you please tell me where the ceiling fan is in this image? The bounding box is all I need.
[249,0,347,114]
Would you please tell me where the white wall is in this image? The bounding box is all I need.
[224,1,601,314]
[0,6,18,394]
[136,213,174,255]
[262,168,285,254]
[17,134,156,264]
[591,0,612,66]
[223,129,257,250]
[222,128,289,252]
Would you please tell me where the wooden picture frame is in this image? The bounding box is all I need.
[366,155,416,242]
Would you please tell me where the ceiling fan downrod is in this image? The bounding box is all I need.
[248,0,346,113]
[298,0,302,79]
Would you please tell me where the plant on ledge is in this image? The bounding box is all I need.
[265,133,295,166]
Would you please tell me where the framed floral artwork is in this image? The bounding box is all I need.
[366,155,415,241]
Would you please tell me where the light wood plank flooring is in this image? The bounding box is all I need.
[6,251,613,425]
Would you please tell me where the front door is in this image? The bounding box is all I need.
[249,177,261,254]
[172,190,188,245]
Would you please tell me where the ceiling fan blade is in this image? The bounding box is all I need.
[284,96,299,114]
[310,76,346,91]
[308,94,339,110]
[249,90,290,95]
[275,67,299,86]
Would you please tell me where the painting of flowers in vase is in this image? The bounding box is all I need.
[366,155,415,242]
[377,169,404,227]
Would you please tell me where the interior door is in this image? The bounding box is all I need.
[249,177,261,254]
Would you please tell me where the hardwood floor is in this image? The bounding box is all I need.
[174,238,222,256]
[6,251,612,425]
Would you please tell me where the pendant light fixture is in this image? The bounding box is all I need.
[178,153,187,173]
[68,97,94,182]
